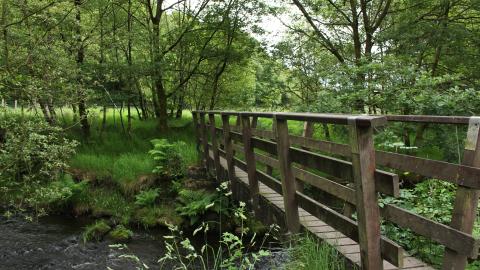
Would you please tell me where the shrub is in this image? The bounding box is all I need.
[0,117,78,185]
[149,139,185,178]
[25,174,87,212]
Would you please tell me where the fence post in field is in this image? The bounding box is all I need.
[443,117,480,269]
[222,114,235,186]
[199,112,210,172]
[266,120,277,176]
[241,114,260,215]
[349,117,383,270]
[209,113,222,181]
[192,112,202,162]
[275,115,300,233]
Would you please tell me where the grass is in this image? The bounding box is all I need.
[285,234,346,270]
[64,108,198,193]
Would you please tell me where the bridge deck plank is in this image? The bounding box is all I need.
[210,150,434,270]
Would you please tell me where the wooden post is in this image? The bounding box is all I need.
[209,113,222,181]
[241,114,260,215]
[266,120,277,176]
[275,116,300,233]
[222,115,235,179]
[199,112,211,172]
[443,117,480,270]
[222,114,236,194]
[251,116,258,129]
[192,112,202,164]
[349,117,383,270]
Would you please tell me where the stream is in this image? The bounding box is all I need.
[0,215,289,270]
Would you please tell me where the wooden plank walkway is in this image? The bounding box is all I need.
[210,150,434,270]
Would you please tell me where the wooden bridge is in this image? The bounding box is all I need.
[192,111,480,270]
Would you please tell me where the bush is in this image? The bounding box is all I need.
[149,139,185,178]
[26,174,87,212]
[0,117,78,185]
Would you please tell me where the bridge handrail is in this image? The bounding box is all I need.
[192,110,480,270]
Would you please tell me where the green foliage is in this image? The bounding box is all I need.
[26,174,88,213]
[176,182,231,225]
[382,180,458,266]
[109,225,134,242]
[0,117,78,186]
[159,201,277,270]
[134,205,183,228]
[286,234,345,270]
[149,139,186,178]
[135,189,160,207]
[88,188,132,224]
[83,220,112,243]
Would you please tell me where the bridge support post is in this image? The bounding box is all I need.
[192,112,202,164]
[222,114,236,194]
[443,117,480,270]
[241,114,260,216]
[199,112,211,172]
[349,117,383,270]
[209,113,222,181]
[275,116,300,234]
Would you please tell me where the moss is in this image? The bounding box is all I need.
[83,220,111,242]
[108,225,133,243]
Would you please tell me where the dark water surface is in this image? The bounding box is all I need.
[0,215,288,270]
[0,215,170,270]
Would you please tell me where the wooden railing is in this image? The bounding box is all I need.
[192,111,480,270]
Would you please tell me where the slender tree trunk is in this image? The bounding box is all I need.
[74,0,90,138]
[1,0,8,69]
[127,101,132,134]
[431,0,450,76]
[101,106,107,131]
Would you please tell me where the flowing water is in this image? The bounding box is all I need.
[0,215,288,270]
[0,215,174,270]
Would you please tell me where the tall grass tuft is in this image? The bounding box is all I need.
[286,234,346,270]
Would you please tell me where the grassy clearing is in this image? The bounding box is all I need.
[65,108,198,190]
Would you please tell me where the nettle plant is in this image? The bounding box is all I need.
[149,139,186,178]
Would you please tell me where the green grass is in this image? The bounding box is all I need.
[64,108,198,193]
[285,234,346,270]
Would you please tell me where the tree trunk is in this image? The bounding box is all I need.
[152,21,168,131]
[74,0,90,138]
[127,101,132,134]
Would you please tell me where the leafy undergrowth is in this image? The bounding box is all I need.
[285,234,346,270]
[381,179,480,269]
